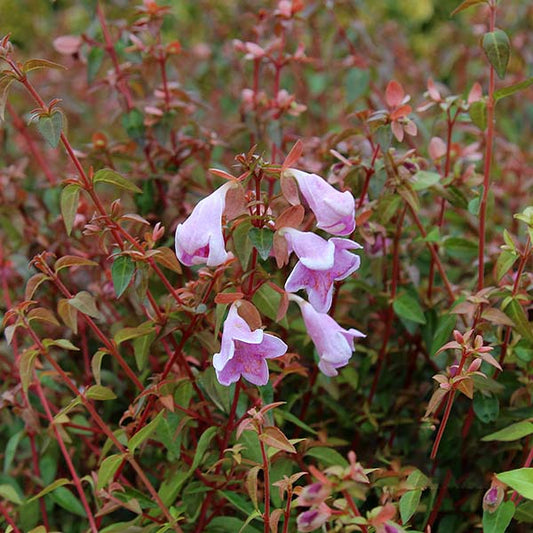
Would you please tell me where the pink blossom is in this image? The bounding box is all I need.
[281,228,335,270]
[295,297,365,376]
[295,482,331,507]
[296,504,331,532]
[285,238,362,312]
[213,303,287,386]
[284,168,356,236]
[175,182,233,267]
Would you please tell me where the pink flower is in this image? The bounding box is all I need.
[296,504,331,532]
[295,482,331,507]
[295,298,364,376]
[175,182,233,267]
[213,303,287,386]
[284,168,356,236]
[281,228,336,270]
[285,237,362,312]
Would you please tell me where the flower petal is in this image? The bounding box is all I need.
[282,228,335,270]
[175,182,233,267]
[286,169,356,236]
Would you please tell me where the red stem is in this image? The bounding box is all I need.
[477,2,497,292]
[260,437,271,533]
[34,378,99,532]
[368,206,405,403]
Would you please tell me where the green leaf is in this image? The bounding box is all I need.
[233,220,254,270]
[0,483,23,505]
[252,284,289,328]
[49,486,86,517]
[451,0,487,16]
[0,76,15,121]
[393,293,426,325]
[219,490,256,517]
[20,349,39,396]
[496,251,518,281]
[515,501,533,523]
[400,489,422,524]
[3,431,24,474]
[483,421,533,442]
[412,171,440,191]
[37,111,63,148]
[276,409,318,435]
[190,426,218,472]
[68,291,102,319]
[128,411,163,453]
[305,447,349,467]
[23,59,66,73]
[377,194,402,224]
[443,237,478,260]
[133,331,156,372]
[87,47,104,83]
[43,338,79,351]
[55,255,98,272]
[469,100,487,130]
[26,478,71,504]
[114,322,155,345]
[482,30,511,80]
[199,367,232,413]
[122,108,145,144]
[248,227,274,261]
[86,385,117,401]
[97,454,125,490]
[93,169,142,194]
[495,77,533,102]
[497,469,533,500]
[91,350,108,386]
[504,299,533,343]
[346,68,370,102]
[206,516,262,533]
[430,313,457,356]
[473,394,499,423]
[60,184,80,235]
[482,500,515,533]
[111,255,136,298]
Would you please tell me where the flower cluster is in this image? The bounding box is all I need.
[173,166,364,386]
[281,168,364,376]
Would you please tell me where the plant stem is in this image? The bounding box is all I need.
[34,378,99,533]
[477,2,497,292]
[260,437,271,533]
[342,489,368,533]
[368,206,405,403]
[430,389,456,460]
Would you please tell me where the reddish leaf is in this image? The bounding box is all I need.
[282,139,303,170]
[276,205,305,230]
[385,80,405,107]
[259,426,296,454]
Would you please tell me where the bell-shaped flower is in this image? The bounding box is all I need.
[281,228,335,270]
[284,168,356,236]
[296,503,331,532]
[285,238,362,312]
[295,297,364,377]
[213,303,288,386]
[175,182,233,267]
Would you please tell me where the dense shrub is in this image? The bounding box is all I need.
[0,1,532,532]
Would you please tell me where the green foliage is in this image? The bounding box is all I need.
[0,1,532,532]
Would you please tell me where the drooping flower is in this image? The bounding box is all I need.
[284,168,356,236]
[285,237,362,312]
[213,303,288,386]
[175,182,233,267]
[296,504,331,533]
[281,228,335,270]
[295,297,364,377]
[295,482,331,507]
